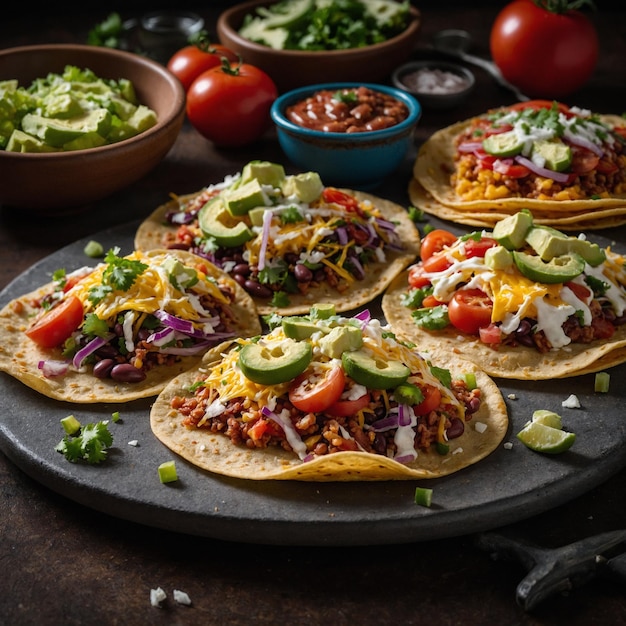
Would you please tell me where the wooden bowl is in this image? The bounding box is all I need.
[217,0,421,93]
[0,44,186,213]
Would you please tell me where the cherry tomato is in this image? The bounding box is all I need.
[322,188,361,212]
[421,294,443,308]
[25,295,84,349]
[289,366,345,413]
[414,385,442,416]
[420,229,457,261]
[408,264,431,289]
[448,288,493,335]
[570,146,600,175]
[186,60,278,147]
[327,392,371,417]
[506,100,571,114]
[490,0,599,99]
[564,281,591,301]
[422,253,453,274]
[464,237,497,258]
[167,42,238,91]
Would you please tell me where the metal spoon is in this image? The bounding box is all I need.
[432,29,529,102]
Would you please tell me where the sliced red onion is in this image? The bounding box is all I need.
[147,327,177,346]
[153,310,203,337]
[354,309,371,327]
[336,226,349,246]
[38,359,70,378]
[515,156,570,183]
[262,406,307,459]
[563,130,604,157]
[492,158,514,174]
[72,334,114,369]
[458,141,484,153]
[370,413,400,432]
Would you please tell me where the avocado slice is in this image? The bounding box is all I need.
[482,130,525,158]
[238,339,312,385]
[532,139,572,172]
[526,225,606,266]
[239,160,286,187]
[512,251,586,284]
[484,245,514,270]
[198,197,253,248]
[223,179,268,216]
[281,172,324,203]
[492,210,533,250]
[282,317,327,340]
[310,303,336,319]
[318,326,363,359]
[342,350,410,390]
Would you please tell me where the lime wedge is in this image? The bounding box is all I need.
[532,409,562,430]
[516,420,575,454]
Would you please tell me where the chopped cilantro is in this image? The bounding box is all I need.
[258,259,288,285]
[88,248,147,304]
[56,420,113,464]
[585,274,609,296]
[411,305,449,330]
[401,286,433,308]
[262,312,283,330]
[429,365,452,388]
[270,291,291,308]
[82,313,110,337]
[407,206,425,222]
[279,206,304,224]
[334,89,358,104]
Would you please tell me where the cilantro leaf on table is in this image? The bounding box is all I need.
[56,421,114,464]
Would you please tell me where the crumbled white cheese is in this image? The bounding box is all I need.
[452,447,463,455]
[150,587,167,608]
[128,440,139,447]
[474,421,488,434]
[173,589,192,606]
[503,442,513,450]
[507,394,517,400]
[562,394,581,409]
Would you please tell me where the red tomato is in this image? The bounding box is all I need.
[186,60,278,147]
[25,295,84,349]
[464,237,498,258]
[247,418,283,442]
[490,0,599,99]
[421,294,443,308]
[327,392,370,417]
[289,366,345,413]
[420,229,457,261]
[570,146,600,175]
[448,288,493,335]
[407,264,431,289]
[479,324,502,345]
[414,385,442,416]
[167,43,238,91]
[506,100,571,114]
[322,188,361,212]
[565,281,591,301]
[422,253,453,274]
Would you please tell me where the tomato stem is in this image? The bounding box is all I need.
[533,0,596,13]
[219,55,243,75]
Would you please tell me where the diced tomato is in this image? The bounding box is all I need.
[407,264,431,289]
[289,366,345,413]
[322,188,363,215]
[327,392,370,417]
[414,385,442,416]
[25,295,84,349]
[565,281,591,301]
[420,229,457,261]
[464,237,498,258]
[448,288,493,335]
[506,100,571,115]
[591,317,615,339]
[479,323,502,345]
[247,418,283,442]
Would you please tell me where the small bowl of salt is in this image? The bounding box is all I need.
[392,60,475,110]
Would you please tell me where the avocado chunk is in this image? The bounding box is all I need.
[319,325,363,359]
[484,245,514,270]
[281,172,324,203]
[240,160,286,188]
[21,109,112,148]
[482,130,525,158]
[492,210,534,250]
[5,129,56,153]
[342,349,410,390]
[238,339,312,385]
[532,139,572,172]
[198,197,253,247]
[282,317,327,340]
[526,225,606,266]
[223,179,268,216]
[512,251,586,284]
[310,303,336,319]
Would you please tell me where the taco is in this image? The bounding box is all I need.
[382,211,626,380]
[0,248,261,403]
[134,160,420,315]
[411,100,626,230]
[150,304,508,481]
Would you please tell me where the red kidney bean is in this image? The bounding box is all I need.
[447,417,465,440]
[232,273,247,287]
[110,363,147,383]
[232,263,250,276]
[294,263,313,282]
[243,279,273,298]
[93,358,116,379]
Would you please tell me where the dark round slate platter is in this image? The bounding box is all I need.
[1,220,626,547]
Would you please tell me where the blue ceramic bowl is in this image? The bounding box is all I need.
[270,83,421,190]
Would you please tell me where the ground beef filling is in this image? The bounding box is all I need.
[171,380,482,459]
[452,127,626,202]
